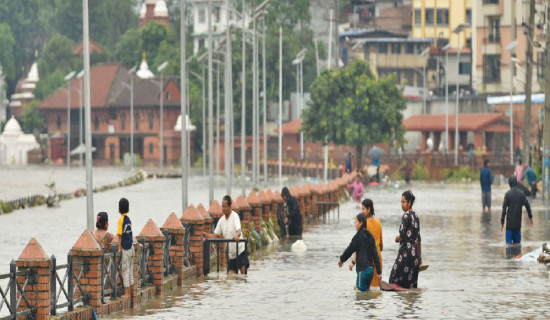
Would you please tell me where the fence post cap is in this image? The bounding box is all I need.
[208,200,223,219]
[71,230,102,254]
[257,190,270,205]
[17,238,49,262]
[196,204,213,223]
[181,204,205,225]
[246,191,261,206]
[139,218,166,241]
[162,212,184,230]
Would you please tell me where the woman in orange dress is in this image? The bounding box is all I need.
[357,199,383,287]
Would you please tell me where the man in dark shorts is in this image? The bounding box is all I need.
[480,159,493,212]
[203,195,249,274]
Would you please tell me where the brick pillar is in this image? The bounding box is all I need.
[305,183,313,222]
[16,238,51,320]
[70,230,104,309]
[266,189,278,221]
[294,187,306,225]
[197,203,213,234]
[161,213,185,285]
[317,163,323,179]
[312,186,321,220]
[235,196,251,237]
[247,191,262,234]
[139,219,166,295]
[257,190,271,222]
[181,205,205,276]
[208,200,225,268]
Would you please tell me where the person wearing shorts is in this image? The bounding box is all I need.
[480,160,493,213]
[117,197,134,297]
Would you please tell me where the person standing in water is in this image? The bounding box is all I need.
[338,213,382,291]
[480,159,493,213]
[281,187,303,236]
[389,190,422,289]
[501,176,533,244]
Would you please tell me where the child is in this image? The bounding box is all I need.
[347,175,364,209]
[117,197,134,298]
[338,213,382,291]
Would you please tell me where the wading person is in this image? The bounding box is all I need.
[389,190,422,289]
[117,198,134,298]
[521,164,537,198]
[501,176,533,244]
[480,159,493,213]
[203,195,249,274]
[347,175,364,209]
[345,152,352,173]
[338,213,382,291]
[93,211,114,252]
[281,187,303,236]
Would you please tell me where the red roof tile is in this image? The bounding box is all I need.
[73,39,104,55]
[403,113,516,132]
[275,118,301,134]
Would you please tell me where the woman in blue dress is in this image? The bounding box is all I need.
[389,190,422,288]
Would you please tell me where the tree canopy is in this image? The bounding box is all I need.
[301,60,406,168]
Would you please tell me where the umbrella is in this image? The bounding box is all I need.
[368,146,383,160]
[70,143,97,156]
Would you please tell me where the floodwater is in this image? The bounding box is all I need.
[1,169,550,318]
[109,182,549,319]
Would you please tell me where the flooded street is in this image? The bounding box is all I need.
[93,182,550,319]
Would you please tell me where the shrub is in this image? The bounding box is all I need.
[448,166,478,182]
[412,161,429,180]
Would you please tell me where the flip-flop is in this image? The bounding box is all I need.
[419,264,429,272]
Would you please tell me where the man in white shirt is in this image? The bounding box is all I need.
[203,195,249,274]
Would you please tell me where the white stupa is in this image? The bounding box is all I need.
[174,114,196,132]
[154,0,169,17]
[0,116,40,165]
[136,53,154,79]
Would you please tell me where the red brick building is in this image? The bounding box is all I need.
[37,62,190,166]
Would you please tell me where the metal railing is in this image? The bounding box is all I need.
[203,238,248,276]
[183,224,193,267]
[0,261,36,320]
[316,202,340,223]
[50,252,87,316]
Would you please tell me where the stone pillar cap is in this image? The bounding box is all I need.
[139,218,166,241]
[182,204,205,224]
[208,200,223,219]
[265,188,276,201]
[235,195,251,210]
[196,203,213,223]
[18,238,49,261]
[273,190,284,203]
[246,191,261,206]
[72,230,102,252]
[257,190,271,205]
[162,212,184,230]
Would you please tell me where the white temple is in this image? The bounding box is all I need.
[0,116,40,165]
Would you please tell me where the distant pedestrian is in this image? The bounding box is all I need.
[203,195,249,274]
[347,175,364,209]
[389,190,422,289]
[515,146,522,164]
[345,152,352,173]
[521,164,537,197]
[480,160,493,213]
[281,187,303,236]
[501,176,533,244]
[117,198,134,298]
[93,211,114,252]
[515,159,523,183]
[338,213,382,291]
[404,160,413,186]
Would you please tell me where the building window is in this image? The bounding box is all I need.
[405,43,414,54]
[121,113,126,130]
[363,44,370,60]
[149,113,154,130]
[425,9,434,25]
[199,39,205,50]
[466,9,472,26]
[135,113,140,130]
[459,62,471,75]
[538,52,546,81]
[391,43,401,54]
[483,55,501,83]
[150,142,154,155]
[166,91,171,101]
[57,116,61,130]
[403,70,415,86]
[94,115,99,131]
[489,17,500,42]
[414,9,421,26]
[416,43,425,54]
[229,9,233,21]
[483,0,499,4]
[214,6,221,23]
[378,43,388,54]
[198,8,205,24]
[436,9,449,26]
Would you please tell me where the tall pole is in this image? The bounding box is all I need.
[79,78,83,167]
[224,0,232,195]
[208,0,214,204]
[445,51,449,152]
[423,58,427,114]
[67,81,71,168]
[278,24,283,186]
[160,72,164,171]
[216,62,220,177]
[180,0,188,211]
[523,0,535,164]
[262,17,268,185]
[325,5,334,182]
[130,74,134,170]
[202,65,206,177]
[510,66,514,166]
[252,6,258,188]
[542,4,550,201]
[300,60,304,159]
[241,0,247,195]
[454,37,461,166]
[82,0,94,231]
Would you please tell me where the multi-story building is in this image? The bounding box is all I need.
[191,0,240,55]
[412,0,472,94]
[139,0,169,29]
[473,0,544,95]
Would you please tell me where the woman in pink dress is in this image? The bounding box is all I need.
[348,176,364,208]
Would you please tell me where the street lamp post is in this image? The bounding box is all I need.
[224,0,232,195]
[157,61,169,172]
[278,23,283,186]
[262,16,268,186]
[207,0,214,203]
[82,0,94,231]
[420,47,430,115]
[241,0,247,195]
[64,71,76,168]
[129,68,136,170]
[293,49,307,160]
[441,43,451,152]
[252,5,258,188]
[180,0,188,211]
[453,23,468,166]
[506,40,518,166]
[77,70,84,167]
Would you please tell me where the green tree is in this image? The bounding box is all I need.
[38,34,76,79]
[141,21,169,67]
[114,28,143,68]
[0,23,16,87]
[34,70,65,101]
[21,100,44,134]
[301,60,406,168]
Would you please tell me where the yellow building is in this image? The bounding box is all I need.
[412,0,472,49]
